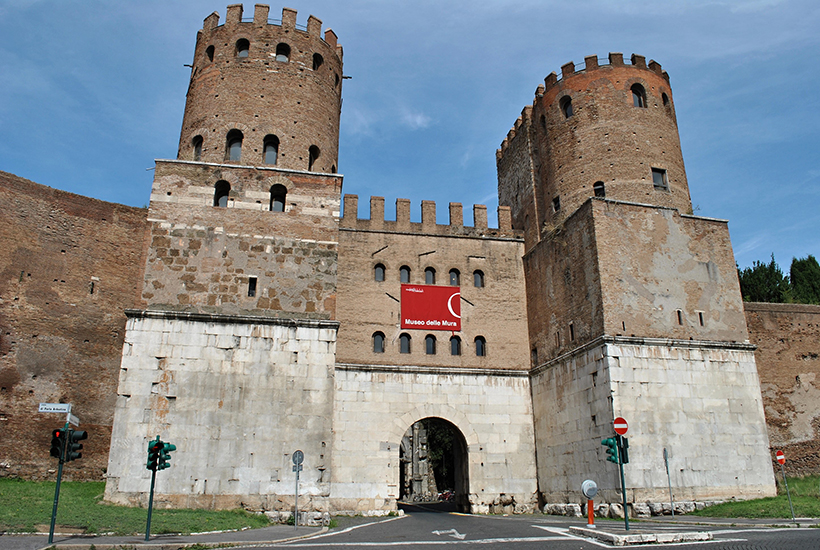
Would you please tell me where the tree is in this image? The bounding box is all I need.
[738,254,791,303]
[790,255,820,305]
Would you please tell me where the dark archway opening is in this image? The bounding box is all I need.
[398,417,469,512]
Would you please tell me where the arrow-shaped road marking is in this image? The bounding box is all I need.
[432,529,466,540]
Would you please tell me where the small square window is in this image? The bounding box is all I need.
[652,168,668,191]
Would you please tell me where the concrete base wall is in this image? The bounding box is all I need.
[532,337,776,504]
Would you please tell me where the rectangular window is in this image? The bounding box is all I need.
[248,277,257,297]
[552,196,561,213]
[569,322,575,341]
[676,309,683,325]
[698,311,705,326]
[652,167,668,191]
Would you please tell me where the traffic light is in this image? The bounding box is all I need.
[146,437,162,471]
[50,429,66,460]
[602,437,619,463]
[65,430,87,462]
[157,442,176,470]
[620,436,629,464]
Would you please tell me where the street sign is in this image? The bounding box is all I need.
[39,403,70,413]
[776,450,785,465]
[613,417,628,435]
[293,450,304,465]
[69,414,80,427]
[581,479,598,499]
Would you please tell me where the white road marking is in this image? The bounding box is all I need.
[283,536,570,546]
[432,529,466,540]
[532,525,611,548]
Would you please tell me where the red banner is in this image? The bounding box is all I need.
[401,284,461,331]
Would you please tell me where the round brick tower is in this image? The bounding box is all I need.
[177,4,342,173]
[498,53,691,242]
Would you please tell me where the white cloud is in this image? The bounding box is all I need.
[399,109,432,130]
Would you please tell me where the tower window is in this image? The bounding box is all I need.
[676,309,684,325]
[269,184,287,212]
[449,269,460,286]
[263,135,279,165]
[425,267,436,285]
[651,167,668,191]
[247,276,257,297]
[192,135,203,161]
[205,45,215,62]
[226,129,243,161]
[552,196,561,213]
[312,53,324,70]
[399,333,411,354]
[662,92,670,106]
[275,43,290,62]
[214,180,230,207]
[308,145,321,171]
[236,39,250,58]
[631,83,647,108]
[473,270,484,288]
[450,336,461,356]
[559,96,573,118]
[373,332,385,353]
[698,311,705,326]
[374,264,385,282]
[400,266,411,283]
[531,347,538,366]
[569,322,575,341]
[593,181,605,198]
[475,336,486,357]
[425,335,436,355]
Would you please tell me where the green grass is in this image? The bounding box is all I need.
[0,478,271,535]
[689,475,820,519]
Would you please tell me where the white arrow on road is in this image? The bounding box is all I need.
[432,529,466,540]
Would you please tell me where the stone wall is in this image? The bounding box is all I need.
[0,171,147,479]
[745,302,820,476]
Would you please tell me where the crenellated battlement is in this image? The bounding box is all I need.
[340,195,520,239]
[202,5,340,49]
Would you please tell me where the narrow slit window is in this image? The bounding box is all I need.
[374,264,385,282]
[451,336,461,356]
[192,135,203,161]
[569,322,575,341]
[475,336,486,357]
[400,265,411,283]
[531,347,538,366]
[373,332,385,353]
[269,184,287,212]
[676,309,684,325]
[399,333,411,354]
[552,196,561,213]
[698,311,705,326]
[308,145,321,171]
[247,277,257,297]
[425,335,436,355]
[263,135,279,165]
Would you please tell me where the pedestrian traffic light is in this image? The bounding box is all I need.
[146,437,162,471]
[157,441,176,470]
[65,430,87,462]
[50,429,66,460]
[619,436,629,464]
[602,437,619,463]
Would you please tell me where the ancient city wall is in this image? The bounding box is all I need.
[745,302,820,476]
[0,171,147,479]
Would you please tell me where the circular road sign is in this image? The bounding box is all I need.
[776,450,785,465]
[293,450,304,465]
[581,479,598,499]
[613,417,629,435]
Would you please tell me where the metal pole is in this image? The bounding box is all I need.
[48,420,69,545]
[663,448,674,518]
[618,435,629,531]
[145,468,157,541]
[780,462,796,523]
[294,467,300,530]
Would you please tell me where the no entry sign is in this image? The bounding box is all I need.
[776,450,785,465]
[613,417,629,435]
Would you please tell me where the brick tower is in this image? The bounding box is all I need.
[498,54,775,504]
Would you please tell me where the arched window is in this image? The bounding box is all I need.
[308,145,321,171]
[475,336,486,357]
[399,333,411,354]
[593,181,605,198]
[226,129,243,161]
[559,96,573,118]
[449,269,460,286]
[236,39,250,58]
[205,45,215,62]
[269,184,287,212]
[373,332,385,353]
[631,84,646,108]
[313,53,324,70]
[374,264,385,282]
[214,180,230,207]
[400,266,411,283]
[192,135,203,161]
[662,92,670,106]
[450,336,461,356]
[425,267,436,285]
[473,270,484,288]
[425,335,436,355]
[275,43,290,62]
[331,164,337,174]
[263,135,279,165]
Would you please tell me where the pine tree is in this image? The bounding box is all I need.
[738,254,791,303]
[790,255,820,305]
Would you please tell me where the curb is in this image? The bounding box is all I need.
[569,526,713,546]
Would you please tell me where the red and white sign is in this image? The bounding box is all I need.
[776,450,785,465]
[401,284,461,331]
[613,417,629,435]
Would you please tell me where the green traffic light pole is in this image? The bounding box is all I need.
[145,436,160,542]
[48,420,69,545]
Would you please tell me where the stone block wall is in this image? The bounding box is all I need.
[745,302,820,476]
[105,311,338,511]
[0,171,147,479]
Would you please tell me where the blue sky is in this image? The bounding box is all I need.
[0,0,817,270]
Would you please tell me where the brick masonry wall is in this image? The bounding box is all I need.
[745,302,820,476]
[0,171,147,479]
